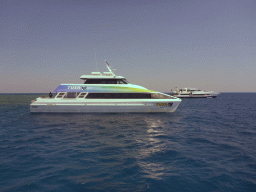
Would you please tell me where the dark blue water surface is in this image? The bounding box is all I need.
[0,93,256,192]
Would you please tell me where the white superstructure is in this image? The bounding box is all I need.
[30,61,181,113]
[171,88,219,98]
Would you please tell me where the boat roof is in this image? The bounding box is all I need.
[80,61,125,80]
[80,74,125,80]
[179,88,198,90]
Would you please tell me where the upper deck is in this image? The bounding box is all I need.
[79,72,128,84]
[79,61,128,84]
[80,74,125,80]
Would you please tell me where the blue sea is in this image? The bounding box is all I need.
[0,93,256,192]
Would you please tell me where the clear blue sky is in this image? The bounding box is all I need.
[1,0,255,93]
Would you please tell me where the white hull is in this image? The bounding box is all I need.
[30,99,181,113]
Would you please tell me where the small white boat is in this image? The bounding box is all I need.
[171,88,219,98]
[30,61,181,113]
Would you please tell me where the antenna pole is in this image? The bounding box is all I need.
[105,60,116,76]
[95,52,98,71]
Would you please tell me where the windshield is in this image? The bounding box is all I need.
[122,79,129,84]
[84,78,128,84]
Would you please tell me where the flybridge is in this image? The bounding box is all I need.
[80,61,125,80]
[80,75,125,79]
[90,72,115,76]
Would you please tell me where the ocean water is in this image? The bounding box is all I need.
[0,93,256,192]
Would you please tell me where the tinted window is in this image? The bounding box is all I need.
[151,93,173,99]
[64,92,80,98]
[86,93,151,99]
[84,79,128,84]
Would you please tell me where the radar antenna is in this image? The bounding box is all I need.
[105,60,116,76]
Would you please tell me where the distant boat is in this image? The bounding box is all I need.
[171,88,219,98]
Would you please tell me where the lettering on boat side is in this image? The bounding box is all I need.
[156,103,167,107]
[156,103,173,107]
[68,86,81,90]
[67,86,87,90]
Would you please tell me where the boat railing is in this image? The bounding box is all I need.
[31,99,37,103]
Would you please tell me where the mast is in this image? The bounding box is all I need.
[105,60,116,76]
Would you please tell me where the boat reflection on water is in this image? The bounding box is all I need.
[30,113,184,181]
[136,117,182,179]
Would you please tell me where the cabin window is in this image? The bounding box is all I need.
[84,79,115,84]
[85,93,174,99]
[151,93,173,99]
[64,92,80,98]
[56,92,66,98]
[86,93,151,99]
[122,79,129,84]
[117,79,128,84]
[77,92,88,98]
[84,79,128,84]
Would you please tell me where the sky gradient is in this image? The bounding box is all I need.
[1,0,255,93]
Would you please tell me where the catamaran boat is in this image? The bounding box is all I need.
[171,88,219,98]
[30,61,181,113]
